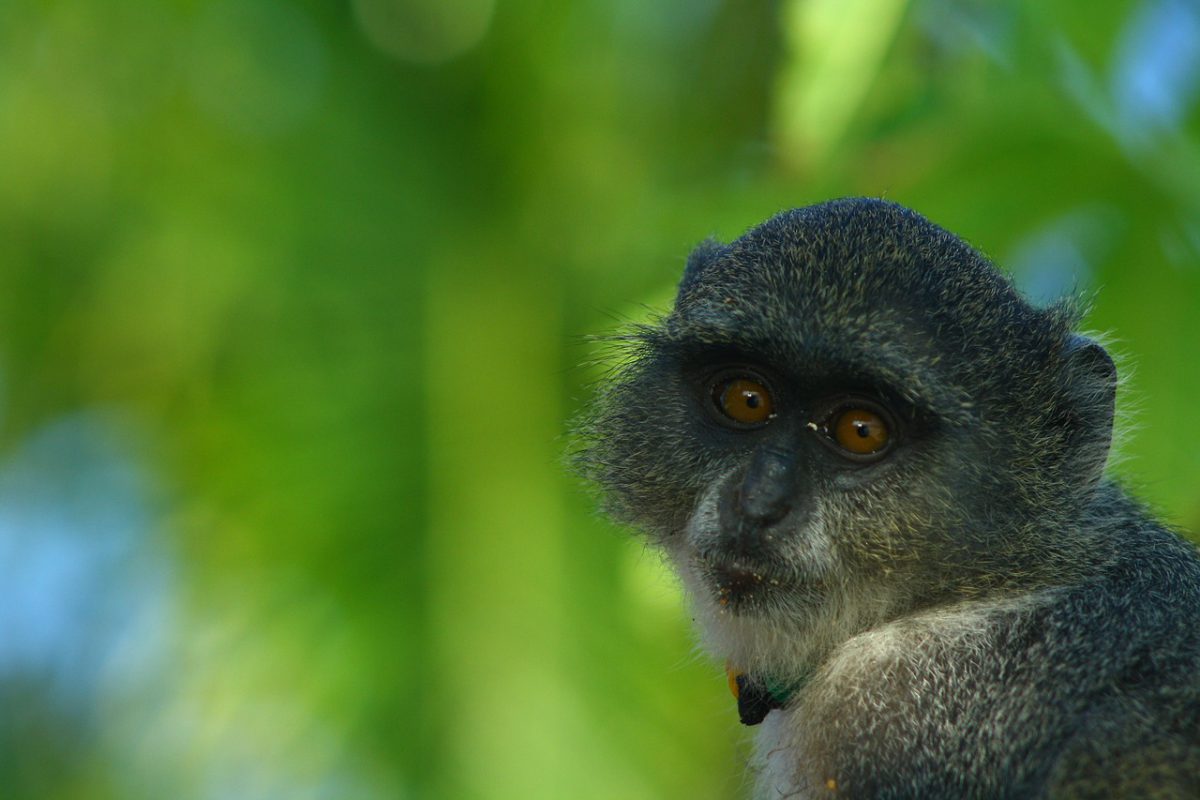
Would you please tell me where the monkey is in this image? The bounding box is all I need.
[576,198,1200,798]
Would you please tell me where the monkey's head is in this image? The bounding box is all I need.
[578,198,1118,677]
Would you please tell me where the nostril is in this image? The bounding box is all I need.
[739,484,791,525]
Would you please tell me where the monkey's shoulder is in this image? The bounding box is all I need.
[759,559,1200,798]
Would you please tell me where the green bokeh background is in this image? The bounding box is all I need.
[2,1,1199,798]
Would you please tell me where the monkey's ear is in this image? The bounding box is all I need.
[1060,334,1118,485]
[677,238,725,298]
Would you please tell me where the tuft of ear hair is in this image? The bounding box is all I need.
[1058,333,1118,490]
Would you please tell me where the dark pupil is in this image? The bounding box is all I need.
[854,421,870,438]
[743,392,760,409]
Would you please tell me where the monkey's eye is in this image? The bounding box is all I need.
[829,406,891,456]
[712,376,775,426]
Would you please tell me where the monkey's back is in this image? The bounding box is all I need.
[1033,504,1200,799]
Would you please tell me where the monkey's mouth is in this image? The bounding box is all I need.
[702,560,788,612]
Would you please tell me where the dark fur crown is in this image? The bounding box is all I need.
[675,199,1070,380]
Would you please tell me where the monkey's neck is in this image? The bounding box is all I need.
[726,665,812,726]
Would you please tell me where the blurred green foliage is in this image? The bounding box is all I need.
[1,0,1199,798]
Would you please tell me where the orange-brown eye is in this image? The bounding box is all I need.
[715,377,774,425]
[832,407,890,454]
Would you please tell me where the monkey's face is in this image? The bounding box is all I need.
[581,294,982,672]
[664,366,924,615]
[579,199,1113,672]
[587,327,975,678]
[598,334,962,671]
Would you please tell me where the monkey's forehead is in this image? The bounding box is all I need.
[670,264,1026,364]
[666,275,1065,408]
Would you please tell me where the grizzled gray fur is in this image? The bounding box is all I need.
[577,198,1200,798]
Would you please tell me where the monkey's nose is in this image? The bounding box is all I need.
[738,444,796,525]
